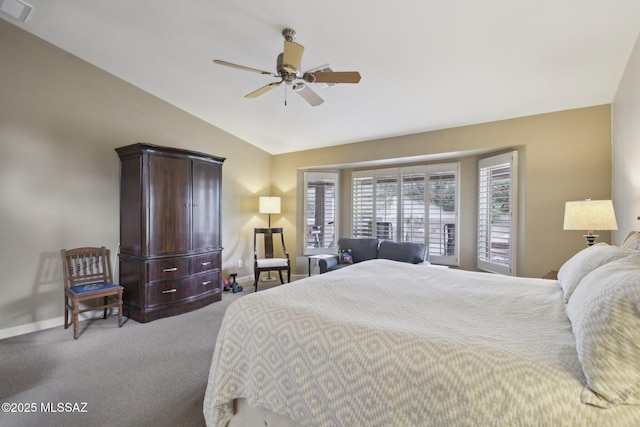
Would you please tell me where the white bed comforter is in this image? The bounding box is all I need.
[203,259,640,426]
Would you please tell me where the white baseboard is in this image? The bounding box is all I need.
[234,274,255,285]
[0,311,110,340]
[0,317,64,340]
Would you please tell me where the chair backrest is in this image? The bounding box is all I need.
[378,240,426,264]
[61,246,112,288]
[337,238,380,263]
[254,228,287,259]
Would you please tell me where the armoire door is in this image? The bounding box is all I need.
[148,154,191,255]
[192,159,221,251]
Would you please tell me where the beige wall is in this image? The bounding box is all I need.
[612,31,640,241]
[0,20,271,335]
[273,105,613,278]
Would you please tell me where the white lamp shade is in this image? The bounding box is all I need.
[563,199,618,232]
[259,196,281,214]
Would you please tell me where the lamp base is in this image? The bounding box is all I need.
[261,271,278,282]
[583,234,599,246]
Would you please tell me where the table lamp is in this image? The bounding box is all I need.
[563,199,618,246]
[259,196,281,227]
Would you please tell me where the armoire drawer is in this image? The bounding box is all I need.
[187,271,219,295]
[192,252,221,274]
[147,258,190,281]
[147,278,190,307]
[147,271,219,308]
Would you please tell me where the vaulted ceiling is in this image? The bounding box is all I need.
[3,0,640,154]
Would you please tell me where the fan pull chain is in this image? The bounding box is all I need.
[284,85,287,106]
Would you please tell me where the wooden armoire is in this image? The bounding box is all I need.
[115,143,225,323]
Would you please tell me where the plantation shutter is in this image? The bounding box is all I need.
[352,164,459,266]
[304,171,338,255]
[374,169,398,240]
[478,151,517,275]
[352,172,374,238]
[400,167,426,244]
[427,163,459,264]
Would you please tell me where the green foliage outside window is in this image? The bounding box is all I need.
[491,179,510,220]
[429,179,455,212]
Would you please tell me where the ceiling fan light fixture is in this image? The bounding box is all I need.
[282,28,296,42]
[214,28,360,107]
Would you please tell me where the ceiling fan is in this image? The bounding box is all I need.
[214,28,361,107]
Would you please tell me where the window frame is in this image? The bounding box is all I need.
[477,151,518,275]
[303,171,340,255]
[351,163,459,266]
[424,163,459,266]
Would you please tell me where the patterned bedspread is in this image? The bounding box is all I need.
[203,259,640,426]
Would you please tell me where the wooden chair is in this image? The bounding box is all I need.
[60,246,123,339]
[254,228,290,292]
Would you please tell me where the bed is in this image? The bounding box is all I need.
[204,237,640,426]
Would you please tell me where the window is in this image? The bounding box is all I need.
[400,169,425,244]
[374,169,398,240]
[352,174,373,238]
[477,151,517,275]
[304,171,339,255]
[426,164,458,264]
[352,163,459,265]
[352,169,399,240]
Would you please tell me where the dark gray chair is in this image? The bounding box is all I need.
[318,238,426,273]
[378,240,427,264]
[318,237,380,273]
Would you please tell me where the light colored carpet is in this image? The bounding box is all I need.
[0,280,285,427]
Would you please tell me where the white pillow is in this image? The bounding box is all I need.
[621,231,640,251]
[557,243,634,303]
[566,255,640,408]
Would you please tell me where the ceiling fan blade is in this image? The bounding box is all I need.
[296,85,324,107]
[213,59,273,75]
[310,71,361,84]
[245,82,281,98]
[282,41,304,73]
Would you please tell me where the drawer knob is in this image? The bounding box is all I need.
[200,261,211,266]
[201,281,212,286]
[162,288,177,294]
[163,267,178,272]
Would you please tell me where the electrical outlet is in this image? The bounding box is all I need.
[237,260,243,268]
